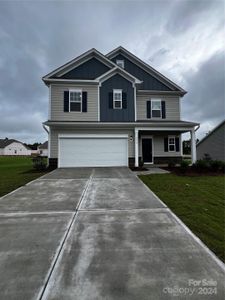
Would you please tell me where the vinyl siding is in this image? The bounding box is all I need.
[49,127,135,158]
[137,94,180,121]
[197,122,225,161]
[152,134,181,157]
[50,84,98,121]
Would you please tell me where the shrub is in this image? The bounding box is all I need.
[168,160,176,168]
[203,153,212,161]
[192,159,209,172]
[180,160,189,174]
[139,159,144,168]
[209,160,223,172]
[32,156,47,171]
[221,162,225,173]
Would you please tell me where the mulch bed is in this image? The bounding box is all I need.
[130,167,148,171]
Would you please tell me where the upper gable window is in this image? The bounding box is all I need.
[116,60,124,69]
[151,99,162,118]
[69,90,82,112]
[113,89,122,109]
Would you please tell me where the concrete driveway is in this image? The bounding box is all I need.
[0,167,224,300]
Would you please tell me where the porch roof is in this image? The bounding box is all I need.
[44,120,199,132]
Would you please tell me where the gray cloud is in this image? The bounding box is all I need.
[182,50,225,138]
[166,0,217,34]
[0,0,224,143]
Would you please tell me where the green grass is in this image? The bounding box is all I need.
[139,173,225,262]
[0,156,49,197]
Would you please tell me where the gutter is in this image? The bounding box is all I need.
[42,124,49,134]
[195,124,200,132]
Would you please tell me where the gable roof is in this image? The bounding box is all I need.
[197,120,225,147]
[106,46,186,95]
[42,48,116,82]
[42,48,142,85]
[0,138,31,149]
[96,67,142,85]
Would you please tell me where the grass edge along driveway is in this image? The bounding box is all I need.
[139,173,225,263]
[0,156,48,197]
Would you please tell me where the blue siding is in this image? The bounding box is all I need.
[111,54,172,91]
[60,57,110,79]
[100,74,135,122]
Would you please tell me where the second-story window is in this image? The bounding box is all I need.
[113,89,122,109]
[69,90,82,112]
[116,60,124,69]
[151,99,162,118]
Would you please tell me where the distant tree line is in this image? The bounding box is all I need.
[24,142,42,150]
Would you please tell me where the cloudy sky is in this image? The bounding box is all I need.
[0,0,224,143]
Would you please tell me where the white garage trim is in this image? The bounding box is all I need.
[58,134,128,168]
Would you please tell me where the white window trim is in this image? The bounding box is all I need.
[168,135,176,152]
[116,59,124,68]
[113,89,122,109]
[151,99,162,119]
[69,89,82,113]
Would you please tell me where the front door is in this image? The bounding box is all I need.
[142,138,153,163]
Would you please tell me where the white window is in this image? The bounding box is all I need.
[113,89,122,109]
[151,99,162,118]
[168,136,175,152]
[116,60,124,69]
[69,90,82,112]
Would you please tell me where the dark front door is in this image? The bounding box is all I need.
[142,138,152,163]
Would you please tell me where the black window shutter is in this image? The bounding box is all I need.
[109,92,113,109]
[175,137,180,152]
[164,137,168,152]
[64,91,69,112]
[122,92,127,109]
[147,100,151,118]
[82,91,87,112]
[162,101,166,119]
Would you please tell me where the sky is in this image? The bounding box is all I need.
[0,0,224,143]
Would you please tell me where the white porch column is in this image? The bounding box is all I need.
[191,129,197,164]
[135,128,139,167]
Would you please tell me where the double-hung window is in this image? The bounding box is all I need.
[151,99,162,118]
[69,90,82,112]
[168,136,175,152]
[113,89,122,109]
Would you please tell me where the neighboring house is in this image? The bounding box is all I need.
[42,46,199,168]
[197,120,225,161]
[0,138,31,156]
[37,141,48,157]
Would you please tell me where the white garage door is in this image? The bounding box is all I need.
[58,135,128,167]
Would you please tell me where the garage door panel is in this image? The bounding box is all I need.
[59,137,128,167]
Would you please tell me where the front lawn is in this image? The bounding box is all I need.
[139,174,225,262]
[0,156,49,197]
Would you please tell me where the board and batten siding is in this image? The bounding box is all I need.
[136,94,180,121]
[49,127,135,158]
[50,84,98,121]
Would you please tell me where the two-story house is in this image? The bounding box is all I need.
[42,46,199,168]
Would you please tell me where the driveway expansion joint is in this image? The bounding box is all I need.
[37,170,94,300]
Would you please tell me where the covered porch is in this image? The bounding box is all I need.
[134,122,199,167]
